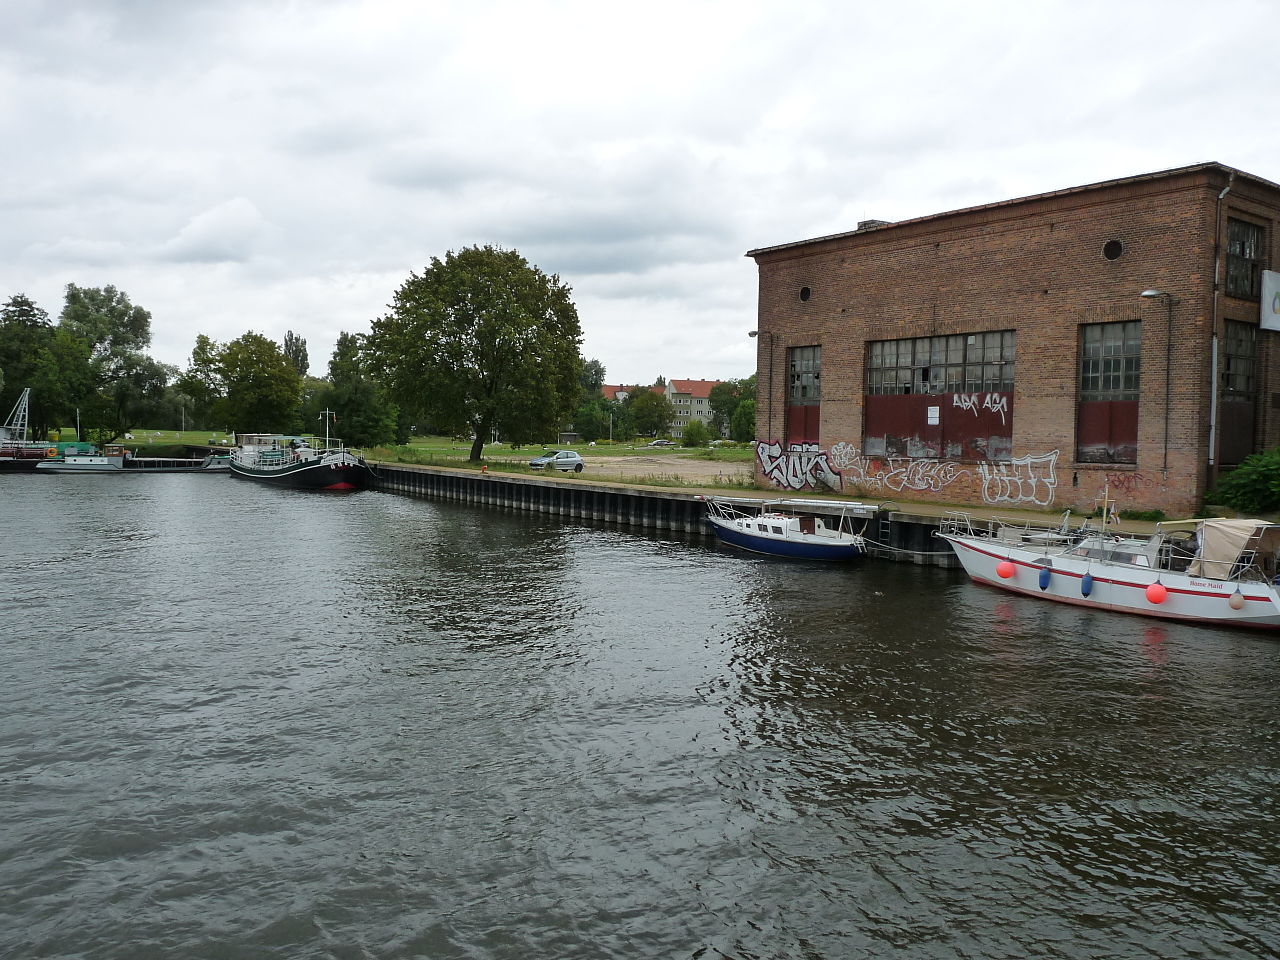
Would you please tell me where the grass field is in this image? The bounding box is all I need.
[121,431,757,488]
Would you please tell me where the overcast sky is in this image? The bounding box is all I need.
[4,0,1278,386]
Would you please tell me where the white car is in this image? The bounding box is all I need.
[529,449,585,472]
[645,439,676,447]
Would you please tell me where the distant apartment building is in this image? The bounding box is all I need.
[601,379,726,437]
[665,379,723,437]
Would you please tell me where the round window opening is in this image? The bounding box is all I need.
[1102,240,1124,261]
[799,286,812,301]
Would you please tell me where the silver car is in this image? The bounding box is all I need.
[529,449,585,472]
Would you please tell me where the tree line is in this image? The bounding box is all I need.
[1,245,755,455]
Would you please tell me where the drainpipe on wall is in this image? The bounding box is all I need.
[1209,173,1234,472]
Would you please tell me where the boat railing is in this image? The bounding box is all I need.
[939,510,1085,548]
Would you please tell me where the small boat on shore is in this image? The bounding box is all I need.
[229,433,372,491]
[938,495,1280,631]
[700,496,876,560]
[0,388,51,472]
[37,444,230,473]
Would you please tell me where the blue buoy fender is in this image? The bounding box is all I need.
[1081,572,1094,597]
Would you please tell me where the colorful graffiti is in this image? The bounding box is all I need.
[756,441,842,491]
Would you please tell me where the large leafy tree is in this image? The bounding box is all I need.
[368,245,583,461]
[282,330,309,377]
[709,374,756,438]
[57,284,157,441]
[216,332,302,432]
[730,398,756,441]
[59,284,151,373]
[580,357,606,396]
[0,294,56,428]
[175,334,226,430]
[323,332,399,447]
[627,388,673,438]
[81,354,173,444]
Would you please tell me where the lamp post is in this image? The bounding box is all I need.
[1140,289,1176,472]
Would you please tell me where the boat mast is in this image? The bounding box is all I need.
[3,388,31,441]
[319,409,335,447]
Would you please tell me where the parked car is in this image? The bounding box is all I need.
[645,439,676,447]
[529,449,585,472]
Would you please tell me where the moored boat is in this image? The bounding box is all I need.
[229,433,372,491]
[37,444,229,473]
[701,496,875,560]
[938,500,1280,631]
[0,388,51,472]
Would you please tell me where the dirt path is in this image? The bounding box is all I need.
[581,453,753,485]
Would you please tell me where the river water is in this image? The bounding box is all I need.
[2,474,1277,959]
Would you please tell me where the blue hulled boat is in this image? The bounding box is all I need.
[701,496,876,561]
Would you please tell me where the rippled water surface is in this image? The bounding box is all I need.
[2,474,1278,959]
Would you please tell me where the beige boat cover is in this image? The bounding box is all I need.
[1187,519,1280,579]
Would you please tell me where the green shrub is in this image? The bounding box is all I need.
[1214,447,1280,513]
[681,420,711,447]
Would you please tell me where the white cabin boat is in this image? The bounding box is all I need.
[701,496,876,561]
[939,508,1280,631]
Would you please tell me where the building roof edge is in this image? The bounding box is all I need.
[744,161,1276,259]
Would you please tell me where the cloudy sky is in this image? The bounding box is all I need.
[4,0,1278,386]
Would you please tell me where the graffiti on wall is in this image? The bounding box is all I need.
[951,392,1009,425]
[978,451,1059,507]
[1103,471,1161,495]
[829,442,969,494]
[756,441,842,491]
[777,441,1062,507]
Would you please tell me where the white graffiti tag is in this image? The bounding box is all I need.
[952,392,1009,425]
[828,443,968,493]
[757,441,842,491]
[978,450,1058,506]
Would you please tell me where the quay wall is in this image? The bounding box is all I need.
[371,463,961,568]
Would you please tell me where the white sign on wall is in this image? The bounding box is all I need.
[1262,269,1280,332]
[927,405,940,426]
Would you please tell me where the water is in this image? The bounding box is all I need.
[2,474,1277,959]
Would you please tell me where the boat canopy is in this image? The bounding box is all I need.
[1173,519,1280,579]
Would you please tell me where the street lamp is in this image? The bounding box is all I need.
[1140,289,1175,471]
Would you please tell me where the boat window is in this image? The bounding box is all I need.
[771,526,784,535]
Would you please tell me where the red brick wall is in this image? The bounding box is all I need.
[750,165,1280,516]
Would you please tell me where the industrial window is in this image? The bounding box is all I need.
[785,345,821,445]
[863,330,1015,460]
[866,331,1014,395]
[1221,319,1258,464]
[1076,321,1140,463]
[788,346,821,401]
[1223,320,1257,399]
[1226,218,1264,299]
[1079,321,1141,401]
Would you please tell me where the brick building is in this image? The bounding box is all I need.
[746,162,1280,516]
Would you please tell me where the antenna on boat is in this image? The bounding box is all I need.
[1095,484,1117,533]
[319,409,335,447]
